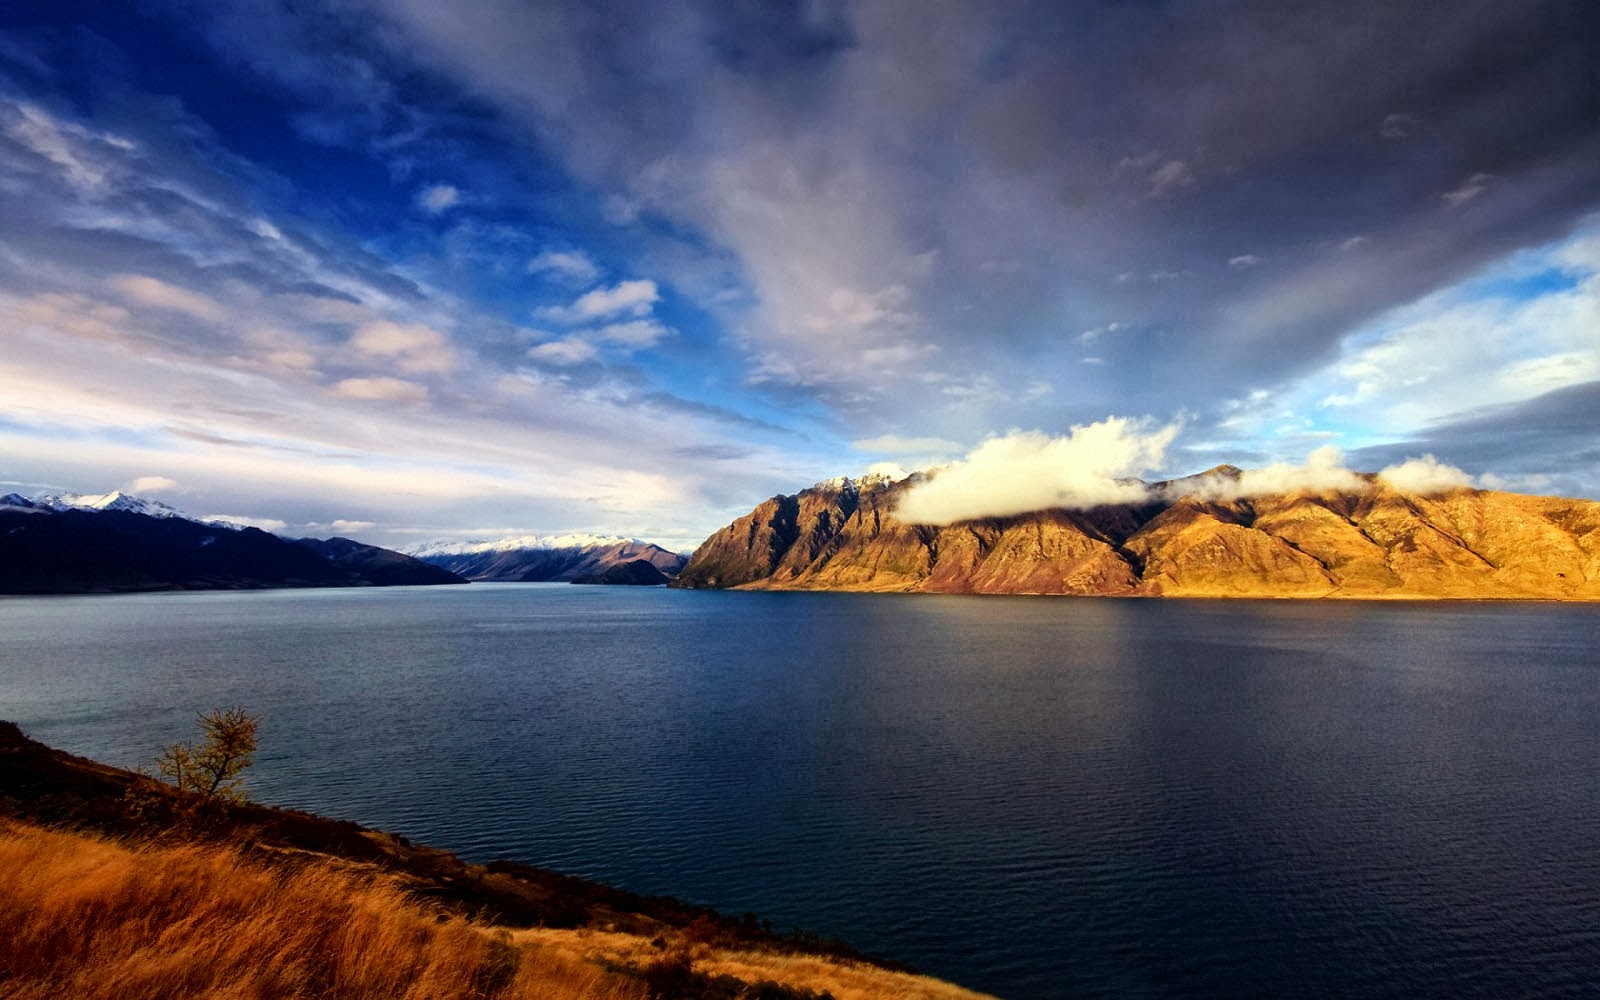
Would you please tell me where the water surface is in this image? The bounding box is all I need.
[2,586,1596,998]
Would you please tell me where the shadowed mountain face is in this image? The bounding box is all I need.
[0,508,465,594]
[416,541,687,583]
[292,537,467,587]
[673,475,1600,599]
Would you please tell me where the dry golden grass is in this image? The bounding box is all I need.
[516,927,1000,1000]
[0,819,644,1000]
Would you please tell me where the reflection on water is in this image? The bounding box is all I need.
[2,586,1597,999]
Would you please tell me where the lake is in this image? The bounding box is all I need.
[2,585,1597,998]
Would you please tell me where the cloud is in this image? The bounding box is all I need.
[1148,159,1196,197]
[1442,173,1494,208]
[895,418,1180,525]
[205,514,289,532]
[331,519,377,534]
[1229,254,1262,269]
[1180,445,1366,501]
[594,319,671,348]
[538,279,659,323]
[853,434,964,454]
[417,183,459,213]
[1377,454,1474,494]
[349,321,458,374]
[527,336,598,365]
[528,249,600,286]
[333,376,428,402]
[107,275,227,323]
[127,475,179,494]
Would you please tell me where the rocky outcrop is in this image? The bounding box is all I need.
[672,474,1600,599]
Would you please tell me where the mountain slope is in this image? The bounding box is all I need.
[415,539,687,583]
[672,475,1600,599]
[293,537,468,587]
[0,507,465,594]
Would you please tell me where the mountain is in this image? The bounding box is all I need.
[291,537,466,587]
[0,502,466,594]
[413,537,688,583]
[31,490,190,519]
[672,473,1600,599]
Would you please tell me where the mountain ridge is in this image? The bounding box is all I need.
[671,473,1600,599]
[414,538,688,584]
[0,505,465,594]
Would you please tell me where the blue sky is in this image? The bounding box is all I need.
[1,1,1597,549]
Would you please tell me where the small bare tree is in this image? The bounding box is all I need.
[157,706,260,803]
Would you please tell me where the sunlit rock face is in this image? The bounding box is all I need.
[673,474,1600,599]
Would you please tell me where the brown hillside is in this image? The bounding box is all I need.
[672,474,1600,599]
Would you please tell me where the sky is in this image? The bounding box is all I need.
[1,1,1598,550]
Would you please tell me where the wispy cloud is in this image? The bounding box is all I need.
[528,249,600,286]
[538,279,659,324]
[417,183,460,213]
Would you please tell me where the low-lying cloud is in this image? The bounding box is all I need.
[1179,446,1474,500]
[1376,454,1475,495]
[1182,445,1366,501]
[895,418,1179,525]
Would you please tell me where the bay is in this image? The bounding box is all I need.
[1,584,1597,998]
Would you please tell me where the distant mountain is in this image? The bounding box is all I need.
[0,500,466,594]
[413,537,688,583]
[291,537,466,587]
[672,472,1600,599]
[30,490,190,519]
[406,532,634,559]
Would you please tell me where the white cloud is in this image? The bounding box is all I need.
[528,249,601,285]
[350,321,458,374]
[1229,254,1262,269]
[538,279,659,323]
[1182,445,1366,500]
[108,274,227,323]
[5,101,131,192]
[1442,173,1494,207]
[128,475,179,494]
[852,434,963,454]
[334,376,428,402]
[205,514,289,532]
[1378,455,1474,495]
[527,336,598,365]
[594,318,671,348]
[1148,159,1195,197]
[331,519,377,534]
[1305,230,1600,429]
[418,183,460,213]
[895,417,1180,525]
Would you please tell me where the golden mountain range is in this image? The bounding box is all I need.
[673,470,1600,599]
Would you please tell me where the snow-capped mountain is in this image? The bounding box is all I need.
[404,533,635,559]
[31,490,190,520]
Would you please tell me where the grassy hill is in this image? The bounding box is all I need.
[0,722,991,1000]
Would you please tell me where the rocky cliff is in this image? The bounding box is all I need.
[672,472,1600,599]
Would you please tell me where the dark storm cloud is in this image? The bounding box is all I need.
[247,0,1598,435]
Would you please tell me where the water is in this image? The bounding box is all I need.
[2,585,1597,998]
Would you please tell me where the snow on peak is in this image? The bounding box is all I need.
[32,491,189,519]
[405,532,636,557]
[808,471,904,494]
